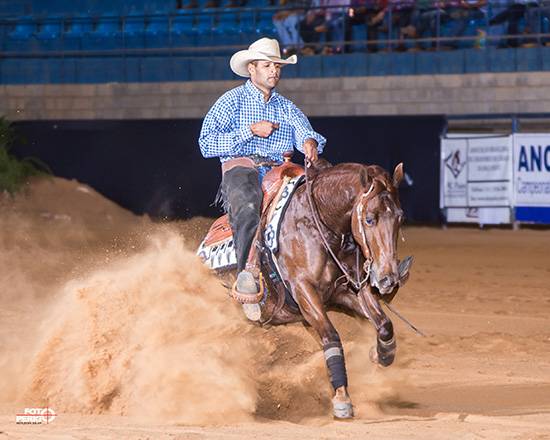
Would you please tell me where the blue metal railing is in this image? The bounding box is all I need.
[2,1,550,84]
[2,2,550,54]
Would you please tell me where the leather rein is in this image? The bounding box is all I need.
[303,160,372,292]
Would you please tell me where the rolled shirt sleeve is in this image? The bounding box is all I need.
[288,103,326,154]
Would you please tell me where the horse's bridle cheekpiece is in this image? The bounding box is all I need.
[304,159,371,292]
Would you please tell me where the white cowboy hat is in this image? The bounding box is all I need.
[230,37,298,78]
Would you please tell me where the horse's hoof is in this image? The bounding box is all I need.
[370,338,396,367]
[242,303,261,322]
[332,399,354,419]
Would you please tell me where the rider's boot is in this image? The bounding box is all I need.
[233,222,264,321]
[235,270,262,322]
[232,252,263,322]
[222,166,263,321]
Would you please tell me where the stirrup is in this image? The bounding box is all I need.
[231,273,265,304]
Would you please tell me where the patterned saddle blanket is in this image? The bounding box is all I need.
[197,163,304,271]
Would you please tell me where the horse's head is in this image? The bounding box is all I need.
[351,163,404,295]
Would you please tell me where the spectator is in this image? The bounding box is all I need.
[178,0,199,8]
[300,0,350,54]
[300,0,326,54]
[488,0,535,48]
[202,0,247,7]
[385,0,415,51]
[347,0,387,52]
[445,0,487,49]
[226,0,248,7]
[405,0,446,50]
[320,0,352,54]
[273,0,309,55]
[526,1,550,46]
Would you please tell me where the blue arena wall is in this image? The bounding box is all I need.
[3,47,550,85]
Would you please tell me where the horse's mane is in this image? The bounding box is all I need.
[310,161,399,215]
[313,162,393,191]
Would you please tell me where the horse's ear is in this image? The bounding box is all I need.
[393,162,404,188]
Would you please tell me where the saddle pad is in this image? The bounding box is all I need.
[197,175,304,271]
[264,175,305,253]
[197,235,237,271]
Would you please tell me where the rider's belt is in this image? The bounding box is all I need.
[221,155,282,174]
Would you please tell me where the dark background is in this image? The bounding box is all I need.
[12,115,446,223]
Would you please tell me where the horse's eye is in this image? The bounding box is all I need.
[365,217,375,227]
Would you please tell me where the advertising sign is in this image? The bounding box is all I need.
[513,134,550,223]
[441,137,467,208]
[441,135,512,224]
[468,137,512,182]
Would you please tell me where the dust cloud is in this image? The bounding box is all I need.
[24,232,257,424]
[0,178,257,425]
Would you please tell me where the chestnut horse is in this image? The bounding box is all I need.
[255,160,408,419]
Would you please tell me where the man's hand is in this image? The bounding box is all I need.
[250,121,279,138]
[303,139,319,162]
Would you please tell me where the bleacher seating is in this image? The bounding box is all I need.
[5,16,37,51]
[1,1,550,84]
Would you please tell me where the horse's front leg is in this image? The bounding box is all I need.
[331,286,396,367]
[293,279,354,419]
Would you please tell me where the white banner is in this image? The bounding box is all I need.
[468,182,512,207]
[513,134,550,207]
[467,137,512,182]
[446,207,511,224]
[441,138,468,208]
[441,134,513,224]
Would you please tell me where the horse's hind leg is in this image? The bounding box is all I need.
[294,280,354,419]
[331,288,396,367]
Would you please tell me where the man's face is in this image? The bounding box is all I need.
[249,61,282,91]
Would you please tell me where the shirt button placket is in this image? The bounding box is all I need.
[260,101,269,157]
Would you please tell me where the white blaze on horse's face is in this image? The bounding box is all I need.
[352,165,405,295]
[364,193,404,294]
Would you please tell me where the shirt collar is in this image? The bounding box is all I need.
[245,79,279,104]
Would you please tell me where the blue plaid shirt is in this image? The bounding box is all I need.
[199,80,326,163]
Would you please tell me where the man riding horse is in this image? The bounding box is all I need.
[198,37,326,321]
[199,38,416,420]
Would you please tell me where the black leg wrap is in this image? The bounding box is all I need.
[323,342,348,390]
[377,321,396,367]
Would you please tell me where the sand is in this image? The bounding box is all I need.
[0,176,549,439]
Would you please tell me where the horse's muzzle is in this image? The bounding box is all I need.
[373,273,399,295]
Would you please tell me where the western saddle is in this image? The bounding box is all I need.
[202,152,304,264]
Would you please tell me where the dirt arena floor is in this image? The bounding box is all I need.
[1,176,549,439]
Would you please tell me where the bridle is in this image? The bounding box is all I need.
[354,183,377,279]
[304,161,374,291]
[304,160,425,336]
